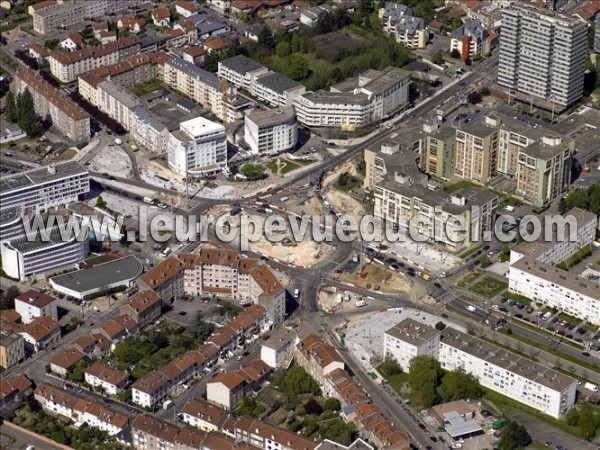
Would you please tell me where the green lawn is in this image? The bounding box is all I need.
[266,161,278,174]
[443,180,478,194]
[469,276,508,298]
[505,291,532,306]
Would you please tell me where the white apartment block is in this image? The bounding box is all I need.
[33,0,108,34]
[383,318,440,371]
[163,56,224,121]
[1,228,89,281]
[218,55,306,107]
[15,290,58,324]
[374,179,498,253]
[450,19,489,60]
[0,161,89,213]
[439,327,577,418]
[98,81,140,130]
[508,208,598,324]
[498,3,588,108]
[294,67,410,128]
[129,107,169,153]
[244,107,298,155]
[15,69,90,143]
[168,117,227,177]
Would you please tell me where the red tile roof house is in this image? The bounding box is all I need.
[151,7,171,27]
[0,375,33,406]
[175,0,199,18]
[49,347,86,377]
[120,290,162,329]
[19,316,61,352]
[205,360,271,410]
[84,361,130,395]
[293,334,345,388]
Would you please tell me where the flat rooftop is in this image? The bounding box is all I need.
[256,72,304,94]
[1,161,87,195]
[245,106,296,128]
[2,226,75,254]
[441,327,576,392]
[219,54,266,75]
[385,318,440,347]
[50,256,144,295]
[180,116,225,138]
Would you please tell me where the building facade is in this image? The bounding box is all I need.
[0,332,25,369]
[497,3,588,108]
[383,318,441,371]
[167,117,227,177]
[454,116,499,184]
[15,289,58,324]
[15,69,90,143]
[244,107,298,155]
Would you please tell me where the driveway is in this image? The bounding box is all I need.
[509,410,597,450]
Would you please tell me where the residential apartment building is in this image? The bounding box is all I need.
[380,2,413,35]
[244,107,298,155]
[206,360,271,409]
[167,116,227,177]
[454,116,499,184]
[0,332,25,369]
[33,0,107,34]
[19,316,61,352]
[294,67,410,128]
[419,122,456,180]
[508,208,598,323]
[15,289,58,324]
[383,318,441,371]
[218,55,305,107]
[181,399,227,432]
[1,227,89,281]
[120,290,162,329]
[84,361,130,395]
[439,327,576,418]
[374,179,498,253]
[47,36,141,83]
[162,56,224,120]
[294,335,345,388]
[450,19,489,61]
[14,69,90,143]
[380,2,426,49]
[497,3,588,108]
[363,140,424,191]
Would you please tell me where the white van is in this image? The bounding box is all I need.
[293,289,300,298]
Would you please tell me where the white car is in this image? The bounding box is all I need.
[114,138,123,145]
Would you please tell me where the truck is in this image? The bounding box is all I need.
[466,305,476,312]
[584,382,599,392]
[163,400,174,410]
[356,299,367,308]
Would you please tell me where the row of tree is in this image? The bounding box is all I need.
[559,185,600,215]
[4,88,41,137]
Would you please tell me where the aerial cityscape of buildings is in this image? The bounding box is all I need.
[0,0,599,450]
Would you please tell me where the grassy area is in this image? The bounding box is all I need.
[131,78,164,96]
[505,291,532,306]
[499,328,598,372]
[458,243,485,260]
[335,171,362,192]
[443,180,477,194]
[469,276,508,298]
[456,269,483,288]
[266,161,278,174]
[277,159,314,174]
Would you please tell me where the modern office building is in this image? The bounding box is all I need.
[1,227,89,281]
[0,161,89,213]
[383,318,441,371]
[14,69,91,143]
[244,107,298,155]
[294,67,411,128]
[497,3,588,108]
[167,117,227,177]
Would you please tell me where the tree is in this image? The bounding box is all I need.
[275,41,291,57]
[69,360,88,382]
[282,365,321,395]
[435,321,446,331]
[500,421,531,450]
[152,332,169,348]
[437,368,482,403]
[17,88,41,137]
[1,285,20,310]
[258,25,275,50]
[408,356,442,408]
[378,358,402,377]
[467,91,482,104]
[323,397,341,411]
[239,163,266,181]
[285,54,309,81]
[431,51,444,65]
[203,51,220,72]
[479,86,490,96]
[450,48,461,58]
[358,0,374,14]
[188,311,215,340]
[577,404,598,439]
[303,398,323,415]
[96,195,106,209]
[4,91,17,123]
